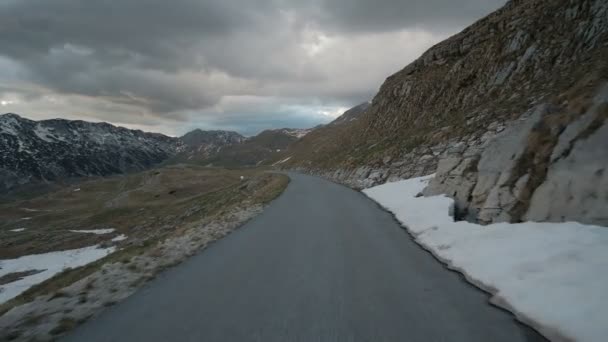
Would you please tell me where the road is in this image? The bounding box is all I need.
[64,172,544,342]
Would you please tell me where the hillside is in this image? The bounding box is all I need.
[278,102,370,166]
[283,0,608,226]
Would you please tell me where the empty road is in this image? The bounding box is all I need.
[64,173,544,342]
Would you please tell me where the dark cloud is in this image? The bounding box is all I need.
[0,0,505,132]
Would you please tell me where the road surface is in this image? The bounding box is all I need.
[64,173,544,342]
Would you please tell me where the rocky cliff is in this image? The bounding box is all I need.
[284,0,608,226]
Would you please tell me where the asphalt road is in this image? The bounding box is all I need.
[64,173,545,342]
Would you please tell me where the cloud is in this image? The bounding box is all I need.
[0,0,506,134]
[287,0,506,34]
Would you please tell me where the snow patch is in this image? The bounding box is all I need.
[281,128,311,139]
[33,124,59,143]
[9,228,26,232]
[111,234,127,242]
[69,229,115,235]
[363,175,608,342]
[272,156,292,166]
[0,245,116,304]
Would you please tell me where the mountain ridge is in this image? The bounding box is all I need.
[0,113,317,191]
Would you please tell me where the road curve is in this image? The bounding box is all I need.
[64,172,544,342]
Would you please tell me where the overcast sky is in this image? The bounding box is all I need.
[0,0,505,136]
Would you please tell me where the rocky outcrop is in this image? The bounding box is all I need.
[425,84,608,226]
[525,88,608,225]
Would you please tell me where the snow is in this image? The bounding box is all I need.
[0,115,20,135]
[22,208,43,212]
[272,156,292,166]
[33,124,60,143]
[363,175,608,342]
[73,188,81,192]
[10,228,26,232]
[69,228,115,235]
[111,234,127,242]
[0,245,116,304]
[281,128,311,139]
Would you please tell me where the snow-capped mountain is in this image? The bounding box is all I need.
[0,113,179,191]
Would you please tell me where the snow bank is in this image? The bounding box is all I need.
[0,245,116,304]
[69,228,115,235]
[363,175,608,342]
[9,228,26,232]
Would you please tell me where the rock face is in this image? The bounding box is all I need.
[0,113,178,192]
[284,0,608,226]
[425,86,608,226]
[525,88,608,225]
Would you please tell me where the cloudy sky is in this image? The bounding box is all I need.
[0,0,505,136]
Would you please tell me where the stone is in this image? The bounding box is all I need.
[472,106,546,223]
[525,89,608,226]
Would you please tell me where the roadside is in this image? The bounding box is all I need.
[0,166,289,341]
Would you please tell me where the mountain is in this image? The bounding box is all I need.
[0,113,178,192]
[193,128,306,167]
[0,112,316,190]
[275,102,371,167]
[329,102,371,126]
[281,0,608,226]
[177,129,245,161]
